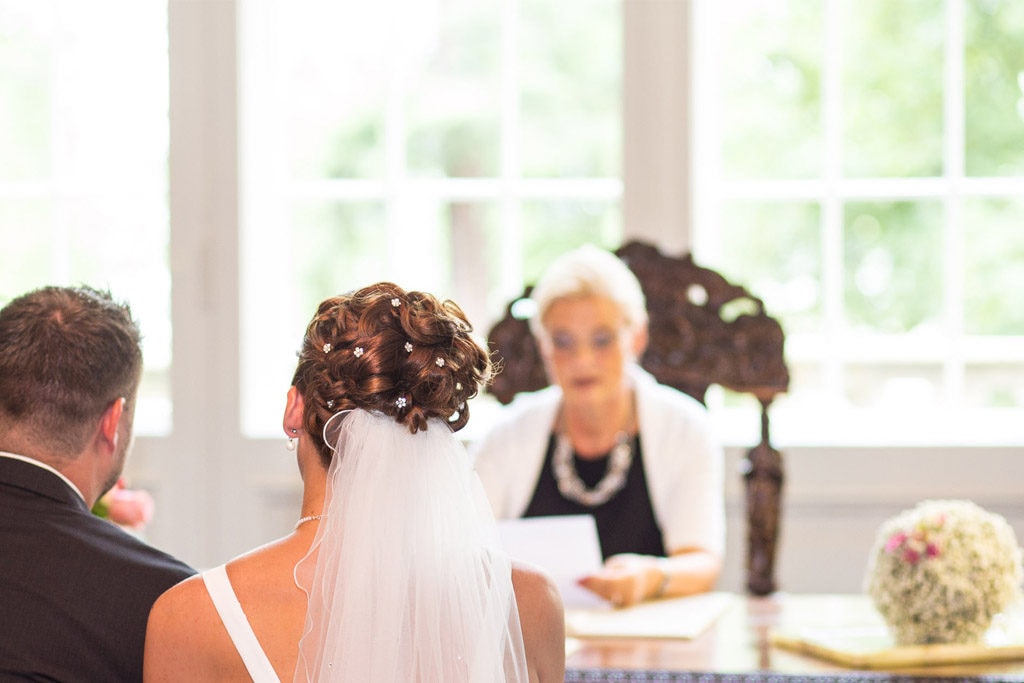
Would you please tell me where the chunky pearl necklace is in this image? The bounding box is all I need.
[552,431,634,507]
[294,514,325,529]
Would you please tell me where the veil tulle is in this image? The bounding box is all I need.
[293,409,529,682]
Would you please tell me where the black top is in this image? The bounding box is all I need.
[523,434,666,560]
[0,456,196,682]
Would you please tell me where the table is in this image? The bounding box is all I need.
[565,594,1024,683]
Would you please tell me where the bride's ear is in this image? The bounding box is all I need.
[282,386,305,437]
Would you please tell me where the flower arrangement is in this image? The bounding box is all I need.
[864,499,1023,646]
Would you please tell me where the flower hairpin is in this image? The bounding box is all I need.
[326,399,335,409]
[404,341,413,353]
[395,396,407,408]
[353,347,364,358]
[391,298,401,307]
[456,382,462,391]
[435,357,445,367]
[322,343,332,353]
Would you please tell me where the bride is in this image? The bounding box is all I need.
[143,283,565,682]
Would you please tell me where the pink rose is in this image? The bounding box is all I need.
[101,480,155,530]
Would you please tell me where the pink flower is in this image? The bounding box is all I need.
[885,531,907,553]
[884,513,946,565]
[100,479,155,530]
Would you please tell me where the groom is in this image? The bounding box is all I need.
[0,285,195,681]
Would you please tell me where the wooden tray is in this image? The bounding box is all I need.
[771,625,1024,669]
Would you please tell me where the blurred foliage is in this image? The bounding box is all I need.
[322,115,385,179]
[963,198,1024,335]
[519,0,620,177]
[721,1,823,179]
[965,0,1024,176]
[843,201,943,333]
[843,0,944,177]
[406,0,501,177]
[719,201,822,335]
[291,201,388,315]
[520,202,620,285]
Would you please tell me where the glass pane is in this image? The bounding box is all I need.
[279,4,389,179]
[719,0,823,179]
[520,0,620,177]
[963,198,1024,335]
[520,201,620,284]
[407,0,501,178]
[718,201,822,336]
[965,363,1024,409]
[0,199,51,291]
[844,201,942,333]
[845,363,942,410]
[842,0,944,178]
[0,3,50,180]
[965,0,1024,177]
[292,202,391,312]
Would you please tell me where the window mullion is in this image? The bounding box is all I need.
[499,0,524,301]
[821,0,845,397]
[942,0,967,406]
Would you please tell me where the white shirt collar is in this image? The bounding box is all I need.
[0,451,87,502]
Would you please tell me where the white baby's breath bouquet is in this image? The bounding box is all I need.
[864,499,1023,646]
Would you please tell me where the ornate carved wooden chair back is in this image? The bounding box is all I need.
[484,240,790,595]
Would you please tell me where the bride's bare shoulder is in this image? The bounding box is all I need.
[511,560,560,608]
[511,561,566,682]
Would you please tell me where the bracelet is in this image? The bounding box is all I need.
[653,561,671,599]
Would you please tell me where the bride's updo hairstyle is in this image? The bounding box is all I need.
[291,282,491,464]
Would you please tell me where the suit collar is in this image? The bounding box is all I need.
[0,452,90,511]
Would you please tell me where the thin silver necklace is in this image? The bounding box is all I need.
[294,514,325,529]
[552,431,634,507]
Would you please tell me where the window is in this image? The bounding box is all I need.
[239,0,623,436]
[0,1,171,434]
[693,0,1024,446]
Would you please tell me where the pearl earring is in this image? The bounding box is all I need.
[287,428,298,451]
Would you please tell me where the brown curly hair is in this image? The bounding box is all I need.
[291,283,491,465]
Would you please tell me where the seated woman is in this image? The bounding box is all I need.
[472,244,725,607]
[144,283,565,682]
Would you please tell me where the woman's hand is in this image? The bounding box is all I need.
[578,549,722,607]
[577,553,664,608]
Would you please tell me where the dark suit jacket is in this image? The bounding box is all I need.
[0,456,196,682]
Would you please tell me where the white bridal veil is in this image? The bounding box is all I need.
[293,409,529,682]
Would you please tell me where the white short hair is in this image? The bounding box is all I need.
[528,244,648,340]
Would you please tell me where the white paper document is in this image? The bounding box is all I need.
[564,591,735,640]
[497,514,609,609]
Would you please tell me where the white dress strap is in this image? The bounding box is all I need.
[202,564,280,682]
